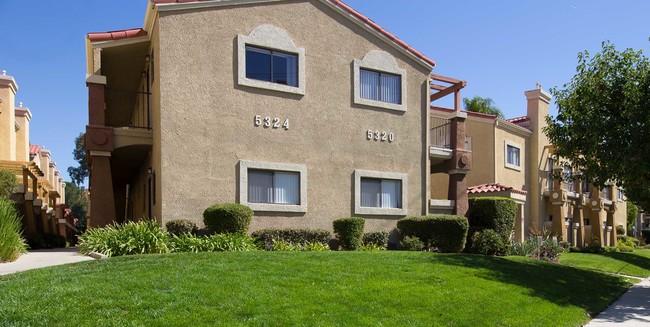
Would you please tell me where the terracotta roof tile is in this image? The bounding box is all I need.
[88,28,147,42]
[467,183,527,195]
[506,116,530,124]
[29,144,41,156]
[150,0,436,67]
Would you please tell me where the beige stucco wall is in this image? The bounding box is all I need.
[0,84,16,161]
[464,117,496,188]
[494,126,527,191]
[156,0,430,232]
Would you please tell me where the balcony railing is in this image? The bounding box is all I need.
[105,88,151,129]
[430,116,451,149]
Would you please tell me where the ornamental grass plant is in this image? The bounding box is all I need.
[78,220,170,257]
[0,197,27,262]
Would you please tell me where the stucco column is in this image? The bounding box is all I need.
[0,72,18,161]
[23,192,37,237]
[87,79,106,126]
[447,111,471,217]
[607,203,618,247]
[573,196,586,247]
[514,204,524,242]
[590,199,606,247]
[550,189,568,241]
[15,105,31,161]
[89,151,116,227]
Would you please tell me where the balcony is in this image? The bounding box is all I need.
[430,116,452,159]
[105,88,151,130]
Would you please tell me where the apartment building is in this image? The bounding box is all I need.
[85,0,471,231]
[0,70,70,239]
[432,86,627,247]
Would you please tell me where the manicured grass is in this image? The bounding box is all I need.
[561,249,650,278]
[0,252,631,326]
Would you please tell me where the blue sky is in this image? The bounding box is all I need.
[0,0,648,182]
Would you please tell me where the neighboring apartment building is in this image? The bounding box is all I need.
[84,0,471,232]
[431,86,627,247]
[0,70,70,239]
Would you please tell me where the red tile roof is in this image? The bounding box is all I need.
[88,28,147,42]
[29,144,41,156]
[507,116,530,124]
[467,183,527,195]
[151,0,436,67]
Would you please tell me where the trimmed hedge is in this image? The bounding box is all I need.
[362,231,389,247]
[251,228,332,250]
[203,203,253,234]
[165,219,198,236]
[467,197,517,243]
[333,217,365,250]
[400,236,424,251]
[470,229,507,256]
[397,215,469,253]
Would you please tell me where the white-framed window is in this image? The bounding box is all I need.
[237,24,305,95]
[353,50,407,112]
[618,188,625,202]
[504,141,521,171]
[354,170,407,215]
[239,160,307,212]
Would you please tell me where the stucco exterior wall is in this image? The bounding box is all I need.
[494,126,527,191]
[464,117,496,187]
[0,86,16,161]
[156,0,430,231]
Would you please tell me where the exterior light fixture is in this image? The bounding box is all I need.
[573,223,580,229]
[607,226,613,232]
[145,55,150,62]
[147,168,153,175]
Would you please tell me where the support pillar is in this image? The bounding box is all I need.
[446,111,471,217]
[88,151,116,227]
[550,189,568,241]
[607,203,618,247]
[23,193,36,237]
[590,199,606,247]
[514,204,525,242]
[573,195,586,247]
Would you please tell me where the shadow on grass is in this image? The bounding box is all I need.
[603,252,650,275]
[432,254,630,316]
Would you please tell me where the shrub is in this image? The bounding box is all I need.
[359,243,387,251]
[252,228,331,250]
[615,225,625,235]
[333,217,365,250]
[467,197,517,243]
[167,233,258,253]
[617,244,635,253]
[165,219,198,236]
[531,239,565,262]
[302,242,331,251]
[470,229,507,256]
[362,231,389,247]
[203,203,253,234]
[0,197,27,262]
[269,240,330,252]
[400,236,425,251]
[641,229,650,244]
[397,215,469,253]
[78,220,169,257]
[27,233,67,250]
[569,246,581,253]
[617,236,639,249]
[0,169,18,200]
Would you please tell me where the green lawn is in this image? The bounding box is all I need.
[0,252,632,326]
[561,249,650,278]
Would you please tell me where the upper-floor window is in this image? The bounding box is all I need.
[245,46,298,87]
[359,69,401,104]
[505,141,521,170]
[618,189,625,201]
[353,50,407,112]
[237,24,306,95]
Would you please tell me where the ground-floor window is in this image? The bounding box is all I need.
[360,178,402,209]
[354,170,407,216]
[238,160,307,213]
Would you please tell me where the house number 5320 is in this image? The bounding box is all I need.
[254,115,289,130]
[367,130,395,142]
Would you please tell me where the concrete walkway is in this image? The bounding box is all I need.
[587,277,650,326]
[0,248,94,276]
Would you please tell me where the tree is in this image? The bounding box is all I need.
[627,201,638,231]
[65,182,87,230]
[67,133,88,185]
[545,41,650,209]
[463,96,504,118]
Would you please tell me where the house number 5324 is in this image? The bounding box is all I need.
[254,115,289,130]
[367,130,395,142]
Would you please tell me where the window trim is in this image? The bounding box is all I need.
[504,140,522,171]
[237,25,305,95]
[353,50,407,112]
[239,160,307,213]
[354,169,408,216]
